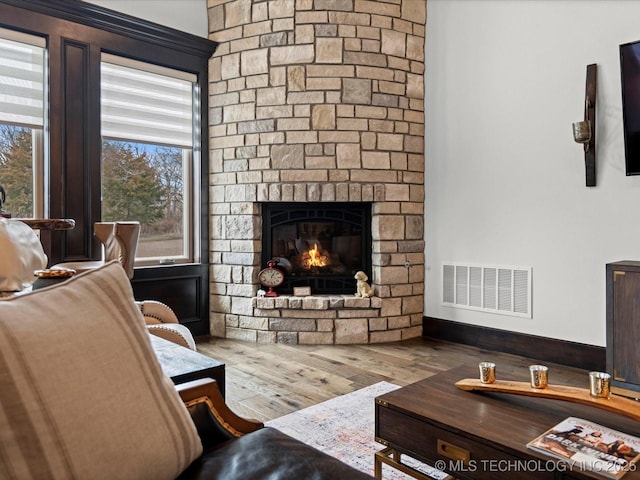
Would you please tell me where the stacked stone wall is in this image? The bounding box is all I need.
[208,0,426,344]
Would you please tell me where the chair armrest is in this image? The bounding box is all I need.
[177,378,263,444]
[147,323,196,350]
[138,300,196,350]
[137,299,179,325]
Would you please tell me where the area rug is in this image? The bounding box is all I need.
[266,381,447,480]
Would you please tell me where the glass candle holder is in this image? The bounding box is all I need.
[479,362,496,384]
[529,365,548,389]
[589,371,611,399]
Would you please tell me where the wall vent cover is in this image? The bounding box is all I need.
[442,263,532,318]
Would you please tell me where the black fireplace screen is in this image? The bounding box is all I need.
[261,202,372,294]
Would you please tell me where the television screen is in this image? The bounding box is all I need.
[620,40,640,175]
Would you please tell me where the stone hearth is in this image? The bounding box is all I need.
[207,0,426,344]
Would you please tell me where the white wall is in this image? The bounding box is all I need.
[84,0,208,38]
[425,0,640,346]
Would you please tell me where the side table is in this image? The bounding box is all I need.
[150,335,226,397]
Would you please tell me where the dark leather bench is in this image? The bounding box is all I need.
[176,379,375,480]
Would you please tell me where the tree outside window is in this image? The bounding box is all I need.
[101,140,186,260]
[0,125,34,218]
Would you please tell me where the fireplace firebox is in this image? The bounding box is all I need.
[261,202,372,294]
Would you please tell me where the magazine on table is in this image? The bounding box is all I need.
[527,416,640,479]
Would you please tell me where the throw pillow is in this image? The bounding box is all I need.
[0,261,202,479]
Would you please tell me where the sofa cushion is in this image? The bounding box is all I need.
[0,261,202,480]
[177,427,374,480]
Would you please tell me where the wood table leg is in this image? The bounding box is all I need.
[374,450,382,479]
[374,447,447,480]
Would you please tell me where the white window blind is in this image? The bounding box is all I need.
[100,54,195,148]
[0,28,45,128]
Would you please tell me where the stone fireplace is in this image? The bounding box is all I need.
[207,0,426,344]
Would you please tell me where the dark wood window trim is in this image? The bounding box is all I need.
[0,0,218,334]
[8,0,215,57]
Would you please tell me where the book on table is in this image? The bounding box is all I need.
[527,417,640,479]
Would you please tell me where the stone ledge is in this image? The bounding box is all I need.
[253,294,379,310]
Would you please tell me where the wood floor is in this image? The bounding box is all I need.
[195,336,589,423]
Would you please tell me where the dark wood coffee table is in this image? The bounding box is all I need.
[375,365,640,480]
[150,335,226,397]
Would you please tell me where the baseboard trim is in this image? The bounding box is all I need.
[422,316,605,371]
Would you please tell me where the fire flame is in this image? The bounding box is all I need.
[306,243,328,268]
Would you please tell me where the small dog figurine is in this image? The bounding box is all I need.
[354,271,374,298]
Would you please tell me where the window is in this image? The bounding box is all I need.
[100,55,199,265]
[0,28,46,218]
[0,0,216,333]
